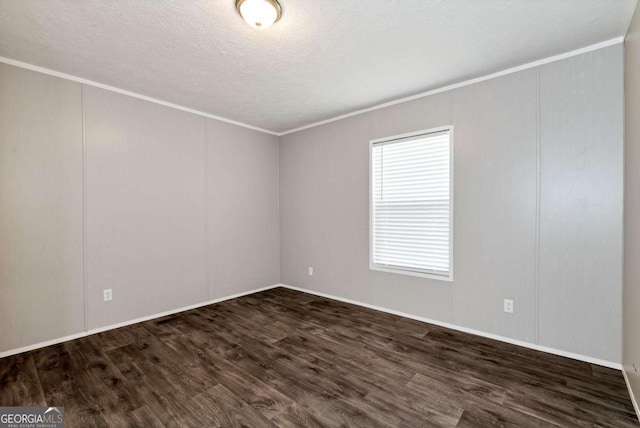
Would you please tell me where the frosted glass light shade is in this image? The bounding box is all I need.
[236,0,282,30]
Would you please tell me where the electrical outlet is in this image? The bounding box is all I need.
[103,289,113,302]
[503,299,514,314]
[308,267,314,276]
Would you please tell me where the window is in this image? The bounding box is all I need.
[370,127,453,281]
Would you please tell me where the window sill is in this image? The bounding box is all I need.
[369,264,453,282]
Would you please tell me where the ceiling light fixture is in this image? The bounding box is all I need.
[236,0,282,30]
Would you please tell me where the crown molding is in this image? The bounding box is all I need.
[279,37,624,136]
[0,36,625,137]
[0,56,280,136]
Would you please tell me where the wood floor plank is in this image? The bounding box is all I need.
[0,353,46,406]
[311,319,511,404]
[168,309,387,426]
[189,383,278,428]
[33,343,112,427]
[0,287,637,427]
[163,333,297,420]
[268,402,328,428]
[62,338,141,427]
[503,380,640,427]
[275,329,416,390]
[206,333,393,426]
[128,405,166,428]
[106,344,193,427]
[503,390,633,428]
[316,322,507,398]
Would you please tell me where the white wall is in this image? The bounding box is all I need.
[0,63,85,352]
[205,118,280,300]
[538,48,623,361]
[84,87,209,330]
[624,0,640,414]
[280,44,624,364]
[0,63,280,353]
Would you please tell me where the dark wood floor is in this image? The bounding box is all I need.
[0,287,638,427]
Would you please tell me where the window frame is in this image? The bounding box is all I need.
[369,126,454,282]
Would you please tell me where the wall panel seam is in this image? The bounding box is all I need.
[320,135,324,293]
[203,118,210,300]
[277,136,282,284]
[620,43,626,362]
[449,90,454,321]
[81,84,88,332]
[366,118,374,306]
[535,68,541,346]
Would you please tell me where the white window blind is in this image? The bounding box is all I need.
[371,129,452,279]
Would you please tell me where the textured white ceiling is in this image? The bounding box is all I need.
[0,0,636,133]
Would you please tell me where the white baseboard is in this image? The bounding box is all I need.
[0,284,280,359]
[279,284,622,370]
[0,332,89,360]
[87,284,280,335]
[1,282,633,418]
[623,368,640,422]
[0,282,622,372]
